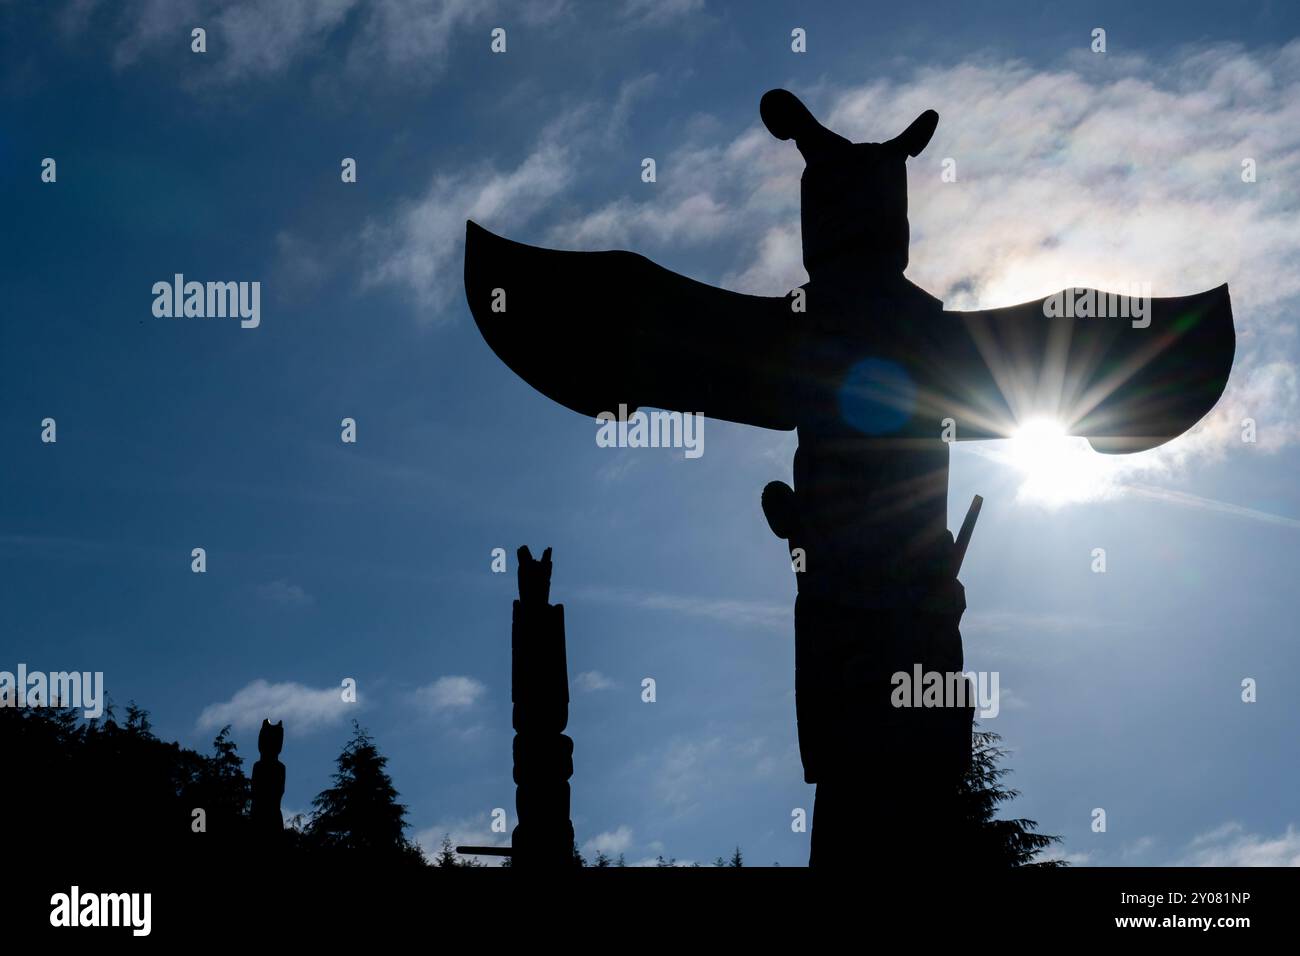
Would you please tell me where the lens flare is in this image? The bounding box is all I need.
[1007,418,1117,506]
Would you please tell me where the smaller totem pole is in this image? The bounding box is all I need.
[510,546,577,867]
[458,546,578,866]
[250,718,286,845]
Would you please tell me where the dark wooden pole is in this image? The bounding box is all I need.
[509,546,577,867]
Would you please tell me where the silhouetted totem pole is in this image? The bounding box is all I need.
[463,89,1235,866]
[250,718,285,846]
[510,546,578,867]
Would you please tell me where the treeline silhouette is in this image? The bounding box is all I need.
[1,699,1059,867]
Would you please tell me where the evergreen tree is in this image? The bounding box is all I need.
[0,699,258,863]
[305,721,425,865]
[959,728,1062,866]
[432,834,483,867]
[192,725,250,832]
[433,834,460,867]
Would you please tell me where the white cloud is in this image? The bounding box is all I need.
[991,685,1029,712]
[282,807,310,830]
[654,735,724,809]
[582,824,634,856]
[414,812,510,866]
[877,48,1300,493]
[344,0,487,76]
[195,678,352,734]
[111,0,359,79]
[1126,483,1300,531]
[1122,835,1158,860]
[573,670,615,692]
[361,133,574,316]
[98,0,570,85]
[1038,847,1095,866]
[1065,823,1300,866]
[414,675,486,713]
[541,43,1300,505]
[321,41,1300,513]
[360,74,657,315]
[545,124,800,270]
[1177,822,1300,866]
[546,192,732,250]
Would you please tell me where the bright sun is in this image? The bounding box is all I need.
[1008,418,1069,471]
[1006,418,1116,507]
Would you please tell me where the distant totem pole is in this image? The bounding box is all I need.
[510,546,577,867]
[250,718,285,844]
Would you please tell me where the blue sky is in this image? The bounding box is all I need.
[3,0,1299,866]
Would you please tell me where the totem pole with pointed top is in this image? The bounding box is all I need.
[510,546,578,867]
[250,718,285,844]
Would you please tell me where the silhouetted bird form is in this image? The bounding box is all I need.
[463,89,1235,866]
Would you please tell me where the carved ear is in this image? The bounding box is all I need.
[760,89,819,142]
[887,109,939,157]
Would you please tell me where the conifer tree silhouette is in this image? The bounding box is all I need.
[958,728,1063,866]
[434,834,483,867]
[191,725,251,840]
[304,720,425,865]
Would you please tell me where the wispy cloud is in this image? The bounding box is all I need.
[573,670,615,692]
[1176,822,1300,866]
[1126,484,1300,531]
[541,43,1300,503]
[1057,823,1300,866]
[634,733,792,816]
[654,735,725,811]
[1037,847,1095,866]
[361,125,577,315]
[110,0,358,79]
[195,678,353,734]
[92,0,569,86]
[575,585,789,632]
[361,73,659,316]
[413,675,487,713]
[414,812,510,867]
[582,824,634,856]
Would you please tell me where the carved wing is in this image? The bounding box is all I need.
[464,220,798,431]
[906,286,1236,453]
[466,220,1235,455]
